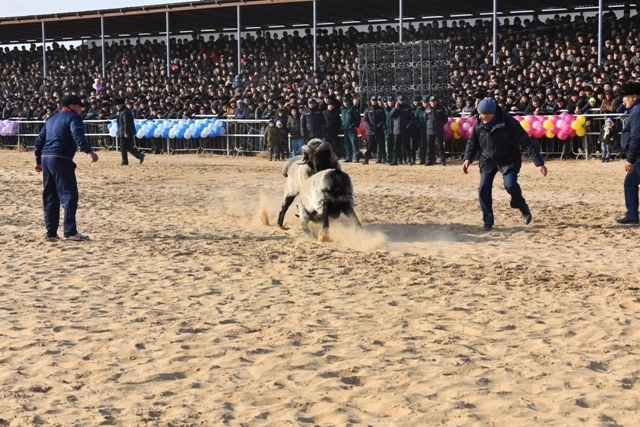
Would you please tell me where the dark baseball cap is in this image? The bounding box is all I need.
[397,95,405,101]
[370,95,378,101]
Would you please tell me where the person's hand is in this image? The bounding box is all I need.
[538,165,548,177]
[124,133,129,138]
[462,160,471,174]
[87,152,99,163]
[625,161,634,173]
[34,164,42,173]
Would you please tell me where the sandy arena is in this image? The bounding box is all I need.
[1,149,639,426]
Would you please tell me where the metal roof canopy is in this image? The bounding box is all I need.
[0,0,631,45]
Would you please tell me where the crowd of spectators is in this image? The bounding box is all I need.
[0,8,639,124]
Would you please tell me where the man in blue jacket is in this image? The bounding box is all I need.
[34,95,99,241]
[617,81,640,224]
[462,98,547,231]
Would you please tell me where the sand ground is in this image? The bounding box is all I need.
[1,149,639,426]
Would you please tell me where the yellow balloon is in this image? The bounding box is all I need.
[521,120,530,130]
[576,127,586,137]
[546,129,555,139]
[453,131,461,139]
[450,122,459,132]
[575,115,586,125]
[543,119,553,130]
[570,120,581,130]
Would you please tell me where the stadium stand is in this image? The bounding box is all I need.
[0,6,637,125]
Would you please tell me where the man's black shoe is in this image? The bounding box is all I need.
[389,161,398,166]
[616,217,639,224]
[425,162,434,166]
[522,210,532,225]
[139,153,145,165]
[482,224,492,231]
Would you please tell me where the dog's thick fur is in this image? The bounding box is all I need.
[297,168,361,242]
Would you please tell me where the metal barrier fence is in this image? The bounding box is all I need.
[0,114,625,160]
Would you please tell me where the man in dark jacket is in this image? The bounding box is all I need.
[425,96,449,166]
[617,81,640,224]
[322,102,343,158]
[33,95,99,241]
[363,95,386,164]
[390,95,416,165]
[462,98,547,231]
[115,97,145,166]
[384,96,395,164]
[300,98,323,142]
[416,97,428,164]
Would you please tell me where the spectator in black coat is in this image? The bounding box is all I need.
[115,97,145,166]
[300,98,323,142]
[322,102,343,157]
[424,95,449,166]
[389,95,416,165]
[363,95,386,164]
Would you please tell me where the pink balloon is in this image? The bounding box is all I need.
[550,125,560,135]
[526,115,536,124]
[532,121,541,130]
[550,115,560,124]
[568,128,576,137]
[556,119,566,129]
[514,115,522,122]
[526,126,535,136]
[558,131,568,140]
[534,128,546,139]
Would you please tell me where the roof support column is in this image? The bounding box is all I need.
[41,22,47,79]
[313,0,317,70]
[492,0,497,66]
[166,11,171,78]
[598,0,603,66]
[237,6,242,76]
[101,16,106,79]
[399,0,403,43]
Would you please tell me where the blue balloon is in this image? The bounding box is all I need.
[192,128,202,139]
[161,128,170,138]
[176,128,186,139]
[145,124,156,139]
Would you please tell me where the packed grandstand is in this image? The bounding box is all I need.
[0,7,636,123]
